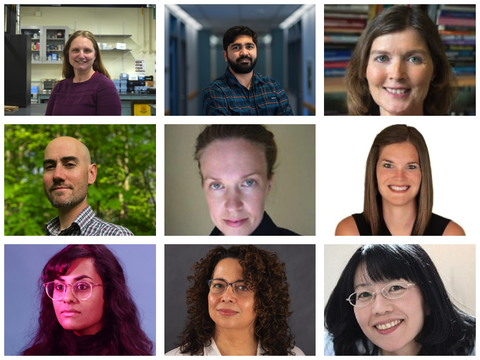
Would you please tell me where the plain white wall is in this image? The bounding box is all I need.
[324,244,476,330]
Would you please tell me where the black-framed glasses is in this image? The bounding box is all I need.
[44,280,105,301]
[346,282,415,308]
[207,279,253,297]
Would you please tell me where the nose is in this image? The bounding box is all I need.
[393,167,406,180]
[221,284,237,302]
[53,165,66,181]
[388,58,406,81]
[225,189,243,211]
[371,292,393,315]
[62,284,76,303]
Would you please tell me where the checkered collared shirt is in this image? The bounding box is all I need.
[202,67,293,116]
[45,205,134,236]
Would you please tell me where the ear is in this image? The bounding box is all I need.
[88,163,97,185]
[222,50,228,63]
[267,174,274,193]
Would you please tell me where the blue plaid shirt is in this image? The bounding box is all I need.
[45,205,134,236]
[202,67,293,115]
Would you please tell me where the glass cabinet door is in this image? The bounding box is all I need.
[20,26,42,63]
[44,27,69,63]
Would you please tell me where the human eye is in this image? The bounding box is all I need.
[374,54,389,63]
[231,45,239,50]
[357,291,372,301]
[65,162,76,168]
[236,283,250,292]
[408,56,422,64]
[407,164,418,170]
[382,162,393,169]
[247,45,254,49]
[209,182,223,190]
[54,283,65,291]
[212,281,226,289]
[44,164,55,170]
[75,282,90,291]
[242,179,256,187]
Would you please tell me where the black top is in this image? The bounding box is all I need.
[74,328,110,355]
[210,211,299,236]
[352,212,451,236]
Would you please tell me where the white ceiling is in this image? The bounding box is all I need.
[177,5,302,36]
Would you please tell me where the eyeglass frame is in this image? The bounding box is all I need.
[43,280,106,301]
[346,282,416,308]
[207,278,253,296]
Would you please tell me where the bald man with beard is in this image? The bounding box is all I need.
[43,136,133,236]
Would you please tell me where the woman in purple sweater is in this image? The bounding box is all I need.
[46,30,121,116]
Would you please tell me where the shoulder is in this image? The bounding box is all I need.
[93,73,116,89]
[335,215,360,236]
[165,346,189,356]
[324,333,335,355]
[204,75,228,93]
[290,345,305,356]
[256,73,283,89]
[88,217,134,236]
[443,220,466,236]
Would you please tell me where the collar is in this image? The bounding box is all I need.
[205,338,262,356]
[45,205,94,235]
[224,67,266,89]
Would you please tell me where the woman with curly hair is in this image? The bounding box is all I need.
[21,245,154,355]
[324,244,475,355]
[166,245,304,355]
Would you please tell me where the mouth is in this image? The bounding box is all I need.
[52,186,71,191]
[224,218,248,228]
[388,185,410,192]
[374,319,403,333]
[61,309,81,316]
[218,309,238,316]
[384,87,411,98]
[238,58,251,63]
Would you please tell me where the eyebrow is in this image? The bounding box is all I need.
[213,277,244,282]
[205,172,262,182]
[230,42,255,48]
[370,49,429,56]
[380,159,419,165]
[43,156,80,167]
[56,275,94,282]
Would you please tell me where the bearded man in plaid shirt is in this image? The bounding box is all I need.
[202,26,293,116]
[43,136,133,236]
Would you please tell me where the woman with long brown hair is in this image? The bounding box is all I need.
[335,124,464,235]
[46,30,121,115]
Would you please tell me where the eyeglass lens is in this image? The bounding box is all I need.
[349,283,411,306]
[208,279,251,296]
[46,281,93,300]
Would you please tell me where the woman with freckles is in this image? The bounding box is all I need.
[346,6,456,115]
[46,30,121,115]
[166,245,304,355]
[324,244,476,355]
[336,124,465,235]
[194,125,299,236]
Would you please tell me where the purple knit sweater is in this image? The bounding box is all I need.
[45,72,121,115]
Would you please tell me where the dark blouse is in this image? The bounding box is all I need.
[352,212,451,236]
[210,211,299,235]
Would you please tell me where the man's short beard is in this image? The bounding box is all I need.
[228,55,257,74]
[49,191,87,209]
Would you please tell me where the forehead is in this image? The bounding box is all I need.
[230,35,254,46]
[378,142,419,161]
[213,258,243,279]
[200,139,267,178]
[61,258,100,280]
[370,28,430,54]
[44,138,89,164]
[70,36,94,48]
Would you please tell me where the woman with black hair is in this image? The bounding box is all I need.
[22,245,154,355]
[324,244,475,355]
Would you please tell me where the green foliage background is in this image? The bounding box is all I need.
[4,125,156,235]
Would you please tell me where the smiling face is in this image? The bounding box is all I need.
[353,264,425,355]
[366,28,434,115]
[68,36,96,75]
[52,258,105,336]
[208,258,257,334]
[376,142,421,209]
[43,137,97,210]
[199,138,272,236]
[223,35,258,75]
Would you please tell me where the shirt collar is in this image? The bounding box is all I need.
[45,205,94,235]
[225,67,266,89]
[205,338,262,356]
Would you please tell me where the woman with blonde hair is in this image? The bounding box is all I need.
[46,30,121,115]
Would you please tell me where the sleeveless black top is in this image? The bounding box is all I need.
[352,213,451,236]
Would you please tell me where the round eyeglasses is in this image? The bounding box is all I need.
[346,282,415,307]
[44,280,105,301]
[208,279,253,297]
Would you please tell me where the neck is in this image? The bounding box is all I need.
[57,199,89,231]
[213,327,257,356]
[380,105,424,116]
[230,67,254,89]
[73,68,95,83]
[381,342,422,356]
[381,199,417,235]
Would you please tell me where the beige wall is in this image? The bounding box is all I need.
[20,6,156,82]
[324,244,476,325]
[165,125,316,235]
